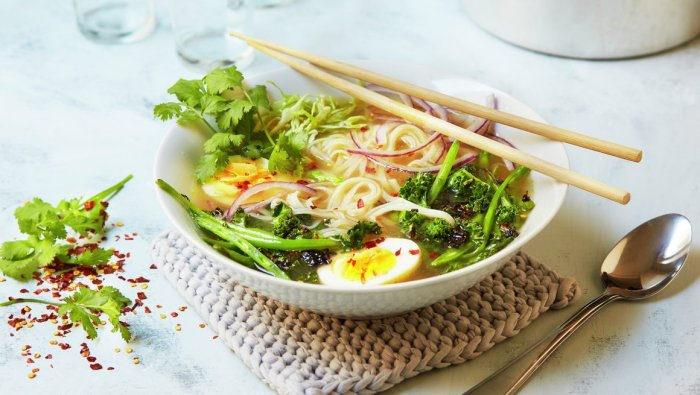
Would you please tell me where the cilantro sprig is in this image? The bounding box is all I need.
[0,175,132,280]
[153,66,272,183]
[154,66,369,184]
[0,286,132,341]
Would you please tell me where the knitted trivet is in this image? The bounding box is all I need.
[151,231,580,395]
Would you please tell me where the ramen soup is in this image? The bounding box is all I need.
[155,66,534,286]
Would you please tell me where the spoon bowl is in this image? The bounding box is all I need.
[601,213,692,299]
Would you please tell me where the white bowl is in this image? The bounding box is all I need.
[154,61,568,318]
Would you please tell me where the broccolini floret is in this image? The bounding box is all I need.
[271,202,302,239]
[399,173,435,206]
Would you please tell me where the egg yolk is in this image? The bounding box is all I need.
[332,248,397,284]
[202,156,296,207]
[215,158,272,188]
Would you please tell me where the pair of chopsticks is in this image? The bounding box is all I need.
[230,32,642,204]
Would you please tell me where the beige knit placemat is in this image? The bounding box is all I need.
[151,230,580,395]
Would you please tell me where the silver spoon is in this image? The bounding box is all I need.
[465,213,692,395]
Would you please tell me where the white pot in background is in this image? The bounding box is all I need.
[463,0,700,59]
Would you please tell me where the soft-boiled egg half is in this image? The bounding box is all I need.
[317,238,422,286]
[201,156,295,207]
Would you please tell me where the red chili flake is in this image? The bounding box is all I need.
[90,363,103,370]
[137,292,147,300]
[296,180,310,186]
[57,324,72,331]
[87,356,97,362]
[309,205,317,209]
[144,306,152,314]
[133,299,143,307]
[107,367,114,371]
[66,237,77,243]
[19,289,29,294]
[149,264,157,270]
[212,336,219,340]
[364,237,385,249]
[360,126,369,132]
[360,271,367,284]
[390,192,399,197]
[357,199,364,209]
[170,312,178,318]
[83,201,95,211]
[155,304,162,309]
[308,162,318,170]
[365,167,376,174]
[348,258,356,267]
[409,249,420,255]
[127,277,150,284]
[45,354,52,360]
[27,358,34,364]
[429,252,439,259]
[395,248,402,256]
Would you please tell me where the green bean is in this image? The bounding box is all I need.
[428,140,460,205]
[156,179,290,279]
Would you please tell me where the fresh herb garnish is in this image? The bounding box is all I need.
[154,66,271,183]
[0,175,132,280]
[155,66,367,183]
[0,286,132,341]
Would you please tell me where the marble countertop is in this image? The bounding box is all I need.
[1,1,699,394]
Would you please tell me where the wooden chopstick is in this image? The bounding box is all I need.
[230,32,642,163]
[245,42,631,204]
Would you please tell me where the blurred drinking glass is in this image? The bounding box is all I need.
[169,0,254,71]
[73,0,156,44]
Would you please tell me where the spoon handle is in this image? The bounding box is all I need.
[464,292,621,395]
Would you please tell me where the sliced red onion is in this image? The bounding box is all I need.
[435,137,448,163]
[225,182,316,221]
[363,152,477,174]
[427,102,448,121]
[242,193,284,213]
[350,130,475,172]
[489,135,517,170]
[466,93,496,135]
[365,83,412,107]
[411,97,434,115]
[348,130,442,158]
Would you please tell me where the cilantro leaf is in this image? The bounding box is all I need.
[14,198,66,241]
[0,237,59,280]
[167,79,204,108]
[194,151,231,183]
[247,85,271,110]
[203,133,245,154]
[216,100,253,132]
[175,109,204,127]
[153,102,183,121]
[268,121,310,176]
[200,94,229,114]
[58,302,101,339]
[56,198,109,237]
[60,286,132,341]
[204,66,244,94]
[56,245,114,266]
